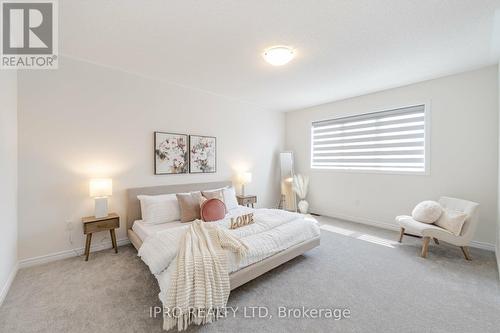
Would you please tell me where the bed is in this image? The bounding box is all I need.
[126,181,320,290]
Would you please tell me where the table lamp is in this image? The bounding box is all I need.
[239,172,252,196]
[89,178,112,218]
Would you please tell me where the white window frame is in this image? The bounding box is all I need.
[310,102,431,176]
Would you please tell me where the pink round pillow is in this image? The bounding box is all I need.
[200,198,226,222]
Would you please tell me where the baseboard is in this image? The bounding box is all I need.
[319,211,400,232]
[0,263,18,307]
[496,242,500,280]
[318,212,496,252]
[469,240,496,252]
[18,238,130,269]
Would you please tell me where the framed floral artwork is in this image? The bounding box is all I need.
[189,135,216,173]
[154,132,189,175]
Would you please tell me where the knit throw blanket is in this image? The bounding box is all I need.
[163,220,248,331]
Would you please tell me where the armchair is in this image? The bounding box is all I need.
[396,197,479,260]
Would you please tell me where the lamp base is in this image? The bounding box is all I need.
[94,197,109,218]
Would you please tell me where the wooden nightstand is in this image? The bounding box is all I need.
[237,195,257,208]
[82,213,120,261]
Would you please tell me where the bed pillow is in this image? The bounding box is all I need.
[435,209,468,236]
[200,198,226,222]
[137,194,180,224]
[176,191,202,222]
[223,186,239,210]
[201,189,225,202]
[411,200,442,224]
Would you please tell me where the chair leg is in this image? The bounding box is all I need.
[421,237,431,258]
[460,246,472,261]
[398,227,405,243]
[433,238,439,245]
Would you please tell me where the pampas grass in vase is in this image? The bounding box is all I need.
[292,174,309,214]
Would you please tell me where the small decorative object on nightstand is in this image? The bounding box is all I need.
[82,213,120,261]
[237,195,257,208]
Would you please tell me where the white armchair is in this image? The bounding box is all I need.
[396,197,480,260]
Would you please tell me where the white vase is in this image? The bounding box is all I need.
[298,200,309,214]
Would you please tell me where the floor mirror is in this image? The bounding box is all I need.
[279,152,297,211]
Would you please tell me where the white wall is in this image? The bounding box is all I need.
[286,66,498,245]
[17,56,284,261]
[0,71,18,303]
[497,63,500,272]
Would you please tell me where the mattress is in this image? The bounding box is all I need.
[132,220,184,241]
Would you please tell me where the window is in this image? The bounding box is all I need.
[311,104,427,174]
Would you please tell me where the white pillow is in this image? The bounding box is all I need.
[411,201,442,224]
[435,209,468,236]
[137,194,180,224]
[223,186,239,210]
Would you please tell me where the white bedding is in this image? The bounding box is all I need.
[136,207,321,307]
[132,219,184,241]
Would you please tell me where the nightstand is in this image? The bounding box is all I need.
[82,213,120,261]
[237,195,257,208]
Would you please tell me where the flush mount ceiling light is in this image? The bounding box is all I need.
[263,46,295,66]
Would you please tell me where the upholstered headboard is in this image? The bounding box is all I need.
[126,181,232,229]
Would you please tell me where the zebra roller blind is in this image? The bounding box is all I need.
[311,104,427,173]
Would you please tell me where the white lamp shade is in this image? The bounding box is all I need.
[89,178,112,198]
[240,172,252,184]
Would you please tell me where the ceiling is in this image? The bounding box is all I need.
[60,1,500,112]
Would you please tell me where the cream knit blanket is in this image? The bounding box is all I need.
[163,220,248,331]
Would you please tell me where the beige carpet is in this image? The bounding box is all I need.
[1,218,499,333]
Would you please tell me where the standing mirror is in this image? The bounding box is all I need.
[279,152,297,211]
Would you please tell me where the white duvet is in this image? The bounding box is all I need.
[137,207,320,306]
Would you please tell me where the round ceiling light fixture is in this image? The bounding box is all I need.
[262,45,295,66]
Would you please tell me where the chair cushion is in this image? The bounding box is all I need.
[435,208,468,236]
[396,215,451,236]
[411,201,442,224]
